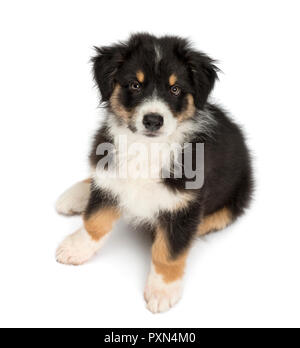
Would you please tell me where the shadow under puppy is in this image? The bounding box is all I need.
[56,33,253,313]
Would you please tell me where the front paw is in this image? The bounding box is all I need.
[56,227,102,266]
[144,267,183,314]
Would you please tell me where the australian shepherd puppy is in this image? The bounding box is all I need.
[56,33,253,313]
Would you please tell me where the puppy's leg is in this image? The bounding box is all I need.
[56,188,120,265]
[144,227,191,313]
[144,201,205,314]
[56,179,91,216]
[145,205,201,313]
[198,207,233,236]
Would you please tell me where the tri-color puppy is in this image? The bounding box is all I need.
[56,33,253,313]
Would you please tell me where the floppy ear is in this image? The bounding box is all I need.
[186,51,219,109]
[92,44,125,102]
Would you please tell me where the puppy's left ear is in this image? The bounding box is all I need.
[186,51,219,109]
[92,44,125,102]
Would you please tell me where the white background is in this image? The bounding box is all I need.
[0,0,299,328]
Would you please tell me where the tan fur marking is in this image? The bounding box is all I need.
[152,228,188,283]
[198,207,232,236]
[177,94,196,122]
[110,84,133,119]
[169,74,177,86]
[83,178,92,184]
[84,208,120,241]
[136,70,145,83]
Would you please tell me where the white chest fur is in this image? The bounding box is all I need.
[92,127,193,223]
[94,175,191,223]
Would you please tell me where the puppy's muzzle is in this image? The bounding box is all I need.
[143,113,164,132]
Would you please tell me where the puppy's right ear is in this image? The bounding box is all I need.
[92,45,125,102]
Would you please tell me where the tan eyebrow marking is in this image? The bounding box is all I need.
[136,70,145,83]
[169,74,177,86]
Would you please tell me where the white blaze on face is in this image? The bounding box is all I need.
[154,44,162,66]
[134,97,178,137]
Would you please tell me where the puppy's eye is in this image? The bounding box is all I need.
[130,81,141,91]
[170,85,181,96]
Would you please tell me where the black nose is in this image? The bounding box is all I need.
[143,113,164,132]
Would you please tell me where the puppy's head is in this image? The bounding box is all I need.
[92,34,218,138]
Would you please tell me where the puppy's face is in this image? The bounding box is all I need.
[93,34,218,138]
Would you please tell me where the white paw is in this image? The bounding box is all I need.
[144,264,183,314]
[56,227,106,265]
[56,181,90,216]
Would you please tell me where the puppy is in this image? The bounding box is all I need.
[56,33,253,313]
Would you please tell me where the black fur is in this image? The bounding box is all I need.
[89,124,113,167]
[161,105,253,257]
[159,201,202,258]
[87,33,253,259]
[84,184,118,219]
